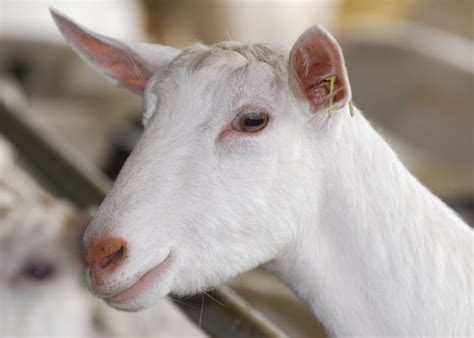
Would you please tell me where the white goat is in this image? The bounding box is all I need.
[0,137,204,337]
[51,9,473,337]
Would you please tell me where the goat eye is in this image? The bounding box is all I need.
[23,262,55,281]
[238,112,269,132]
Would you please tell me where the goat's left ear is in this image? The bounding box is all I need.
[50,8,180,93]
[289,25,351,114]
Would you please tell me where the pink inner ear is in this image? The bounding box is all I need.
[74,31,150,91]
[290,29,347,112]
[55,13,150,91]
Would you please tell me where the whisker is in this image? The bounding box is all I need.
[168,296,200,310]
[198,294,204,328]
[204,292,229,307]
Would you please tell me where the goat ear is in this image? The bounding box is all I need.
[289,25,351,114]
[50,8,180,93]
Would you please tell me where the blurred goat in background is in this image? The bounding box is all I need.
[0,137,204,337]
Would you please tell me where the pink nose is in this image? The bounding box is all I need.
[83,237,127,279]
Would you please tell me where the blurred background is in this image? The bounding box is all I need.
[0,1,472,337]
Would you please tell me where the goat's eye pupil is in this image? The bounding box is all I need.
[24,262,54,280]
[245,118,263,127]
[239,113,269,132]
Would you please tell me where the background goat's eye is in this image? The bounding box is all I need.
[238,112,269,132]
[23,262,55,281]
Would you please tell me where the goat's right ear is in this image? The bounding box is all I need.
[50,8,180,93]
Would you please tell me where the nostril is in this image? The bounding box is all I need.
[83,237,127,276]
[99,246,125,270]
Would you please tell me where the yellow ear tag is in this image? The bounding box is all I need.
[324,74,355,118]
[323,74,337,118]
[349,100,355,117]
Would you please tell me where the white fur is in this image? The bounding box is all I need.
[53,14,473,336]
[0,137,204,337]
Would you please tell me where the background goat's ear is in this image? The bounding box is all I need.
[63,206,96,259]
[50,8,180,93]
[289,25,351,114]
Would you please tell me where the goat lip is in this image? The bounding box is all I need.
[105,254,172,304]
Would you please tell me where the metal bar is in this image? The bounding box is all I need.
[0,102,109,207]
[180,286,286,337]
[0,100,286,338]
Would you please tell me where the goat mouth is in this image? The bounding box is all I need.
[106,253,172,304]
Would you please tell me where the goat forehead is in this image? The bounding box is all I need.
[162,42,287,94]
[146,45,288,126]
[172,41,289,73]
[0,192,73,245]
